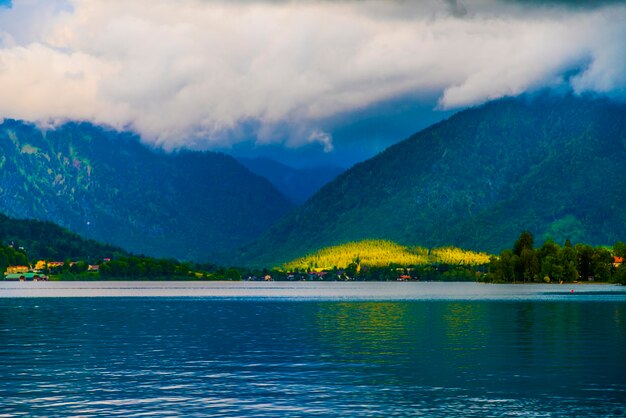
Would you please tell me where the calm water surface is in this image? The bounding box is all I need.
[1,282,625,416]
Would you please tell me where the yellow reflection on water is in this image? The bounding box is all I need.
[443,303,488,351]
[314,302,414,363]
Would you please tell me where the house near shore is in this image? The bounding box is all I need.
[34,260,47,271]
[5,272,47,281]
[6,265,30,274]
[614,256,624,268]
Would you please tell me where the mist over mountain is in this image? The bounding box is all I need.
[0,121,292,261]
[237,157,345,205]
[237,94,626,267]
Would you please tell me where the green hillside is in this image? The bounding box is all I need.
[0,213,128,262]
[0,214,220,281]
[238,94,626,267]
[0,121,292,261]
[281,239,490,271]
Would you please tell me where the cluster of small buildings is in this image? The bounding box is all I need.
[246,274,274,281]
[284,271,330,281]
[245,272,332,281]
[4,264,48,281]
[3,259,108,281]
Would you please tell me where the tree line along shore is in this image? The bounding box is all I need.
[2,232,625,284]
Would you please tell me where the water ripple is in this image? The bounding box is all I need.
[1,296,625,416]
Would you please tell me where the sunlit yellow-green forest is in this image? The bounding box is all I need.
[281,240,491,271]
[430,247,491,266]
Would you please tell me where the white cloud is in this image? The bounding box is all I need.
[0,0,625,150]
[307,129,333,153]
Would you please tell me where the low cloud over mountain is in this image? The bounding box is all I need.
[0,0,625,152]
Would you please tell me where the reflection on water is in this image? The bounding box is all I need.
[1,297,625,416]
[316,302,412,364]
[444,303,488,350]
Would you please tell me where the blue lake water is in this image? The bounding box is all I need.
[1,282,626,416]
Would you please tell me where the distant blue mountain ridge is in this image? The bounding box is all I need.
[237,157,345,205]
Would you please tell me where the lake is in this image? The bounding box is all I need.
[1,282,625,416]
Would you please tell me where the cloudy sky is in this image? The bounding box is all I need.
[0,0,625,166]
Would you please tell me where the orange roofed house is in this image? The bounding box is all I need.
[6,265,29,274]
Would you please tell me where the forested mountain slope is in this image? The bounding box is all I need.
[0,121,292,261]
[238,94,626,266]
[0,213,128,261]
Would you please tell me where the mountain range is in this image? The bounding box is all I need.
[0,120,292,261]
[2,94,625,267]
[238,94,626,266]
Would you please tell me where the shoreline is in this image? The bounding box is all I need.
[0,281,624,300]
[5,278,620,285]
